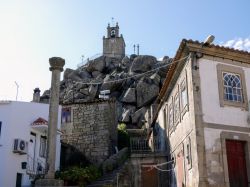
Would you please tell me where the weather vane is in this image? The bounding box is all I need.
[111,17,115,26]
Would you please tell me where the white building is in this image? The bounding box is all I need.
[0,101,61,187]
[152,39,250,187]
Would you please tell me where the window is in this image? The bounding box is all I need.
[61,107,71,123]
[163,105,168,132]
[39,136,46,158]
[186,137,192,169]
[223,72,242,102]
[169,103,174,128]
[174,92,180,124]
[180,80,188,110]
[217,64,248,110]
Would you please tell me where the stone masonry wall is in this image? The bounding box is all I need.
[61,99,117,164]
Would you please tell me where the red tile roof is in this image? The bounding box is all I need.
[31,117,48,126]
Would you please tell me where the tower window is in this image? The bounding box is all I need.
[110,29,116,37]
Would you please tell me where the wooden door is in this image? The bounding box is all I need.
[226,140,248,187]
[141,164,158,187]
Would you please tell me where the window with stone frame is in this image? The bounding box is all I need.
[169,102,174,129]
[217,64,248,110]
[180,79,188,111]
[61,107,71,123]
[186,137,192,169]
[174,92,180,124]
[223,72,243,102]
[39,136,47,158]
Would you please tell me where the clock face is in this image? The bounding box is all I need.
[110,29,116,37]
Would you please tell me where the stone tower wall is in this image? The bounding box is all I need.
[61,99,117,164]
[103,37,125,58]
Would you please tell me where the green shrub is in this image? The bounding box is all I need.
[117,123,130,150]
[56,165,101,187]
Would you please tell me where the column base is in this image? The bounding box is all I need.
[35,179,64,187]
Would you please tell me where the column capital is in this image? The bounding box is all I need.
[49,57,65,72]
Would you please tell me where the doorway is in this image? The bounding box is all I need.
[226,140,248,187]
[16,173,22,187]
[141,164,158,187]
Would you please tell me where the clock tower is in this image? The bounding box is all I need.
[103,22,125,58]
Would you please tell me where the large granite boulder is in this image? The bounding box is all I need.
[63,68,74,80]
[67,70,82,81]
[150,73,161,85]
[88,84,98,99]
[78,69,92,79]
[130,55,157,73]
[121,88,136,103]
[131,107,147,127]
[136,78,159,107]
[121,56,130,65]
[86,56,106,72]
[119,106,136,123]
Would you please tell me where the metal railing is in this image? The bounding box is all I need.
[130,137,164,153]
[26,154,46,177]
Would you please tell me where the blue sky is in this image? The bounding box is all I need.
[0,0,250,101]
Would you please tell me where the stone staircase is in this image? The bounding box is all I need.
[87,161,131,187]
[87,166,121,187]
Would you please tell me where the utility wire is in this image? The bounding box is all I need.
[73,55,190,86]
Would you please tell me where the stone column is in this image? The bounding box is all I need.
[46,57,65,178]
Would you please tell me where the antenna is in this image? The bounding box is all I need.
[137,44,140,55]
[14,81,19,101]
[133,44,136,54]
[81,55,84,63]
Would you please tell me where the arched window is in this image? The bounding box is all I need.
[223,72,243,102]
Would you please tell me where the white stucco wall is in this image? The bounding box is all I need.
[199,57,250,127]
[0,101,61,187]
[155,58,200,186]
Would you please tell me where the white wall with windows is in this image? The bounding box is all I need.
[199,57,250,127]
[155,58,197,186]
[0,101,61,187]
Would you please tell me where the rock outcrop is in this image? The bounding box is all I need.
[42,54,171,128]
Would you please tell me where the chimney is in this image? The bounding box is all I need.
[33,88,41,103]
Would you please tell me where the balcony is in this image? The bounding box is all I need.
[26,155,46,178]
[130,137,164,153]
[127,129,167,159]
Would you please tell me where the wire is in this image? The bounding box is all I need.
[141,151,187,172]
[71,55,190,86]
[154,166,175,172]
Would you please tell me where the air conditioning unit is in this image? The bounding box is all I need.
[13,139,28,154]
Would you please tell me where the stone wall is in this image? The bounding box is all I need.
[61,99,117,164]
